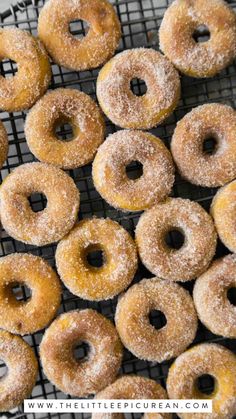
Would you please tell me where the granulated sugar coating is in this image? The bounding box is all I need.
[171,103,236,187]
[0,27,51,112]
[25,88,105,169]
[96,48,180,129]
[115,278,198,363]
[211,179,236,253]
[167,343,236,419]
[135,198,217,282]
[40,309,123,397]
[0,120,8,169]
[92,375,171,419]
[193,254,236,338]
[38,0,121,71]
[159,0,236,78]
[0,162,80,246]
[56,217,138,301]
[0,253,61,335]
[0,330,38,412]
[92,130,175,212]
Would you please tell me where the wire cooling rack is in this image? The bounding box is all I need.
[0,0,236,418]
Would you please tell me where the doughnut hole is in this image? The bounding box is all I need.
[149,309,167,330]
[28,192,47,212]
[125,160,143,180]
[0,360,8,379]
[192,24,211,43]
[196,374,216,396]
[69,19,89,39]
[130,78,147,96]
[202,134,219,155]
[227,287,236,306]
[84,244,106,269]
[9,282,32,303]
[54,117,76,142]
[0,58,18,78]
[164,228,185,250]
[73,341,90,363]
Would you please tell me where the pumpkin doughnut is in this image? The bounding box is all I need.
[0,253,61,335]
[135,198,217,282]
[96,48,180,129]
[0,330,38,412]
[92,130,175,212]
[40,309,123,397]
[171,103,236,187]
[193,254,236,338]
[0,28,51,112]
[92,375,171,419]
[0,162,80,246]
[167,343,236,419]
[0,120,8,169]
[159,0,236,78]
[115,278,198,363]
[55,218,138,301]
[211,180,236,252]
[38,0,121,71]
[25,88,105,170]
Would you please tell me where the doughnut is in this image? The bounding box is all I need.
[171,103,236,187]
[38,0,121,71]
[0,329,38,412]
[159,0,236,78]
[55,218,138,301]
[0,162,80,246]
[96,48,180,129]
[167,343,236,419]
[193,254,236,338]
[0,120,8,169]
[115,277,198,363]
[211,179,236,252]
[92,130,175,212]
[0,28,51,112]
[40,309,123,397]
[135,198,217,282]
[92,375,171,419]
[25,88,105,170]
[0,253,61,335]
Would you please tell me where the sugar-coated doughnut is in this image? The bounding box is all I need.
[0,253,61,335]
[97,48,180,129]
[0,330,38,412]
[38,0,121,71]
[25,88,105,169]
[0,120,8,169]
[211,179,236,252]
[159,0,236,78]
[92,130,175,212]
[167,343,236,419]
[115,278,197,363]
[0,162,80,246]
[171,103,236,187]
[193,254,236,338]
[92,375,171,419]
[0,28,51,112]
[135,198,217,282]
[56,218,138,301]
[40,309,123,397]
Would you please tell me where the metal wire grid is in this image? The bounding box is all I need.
[0,0,235,418]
